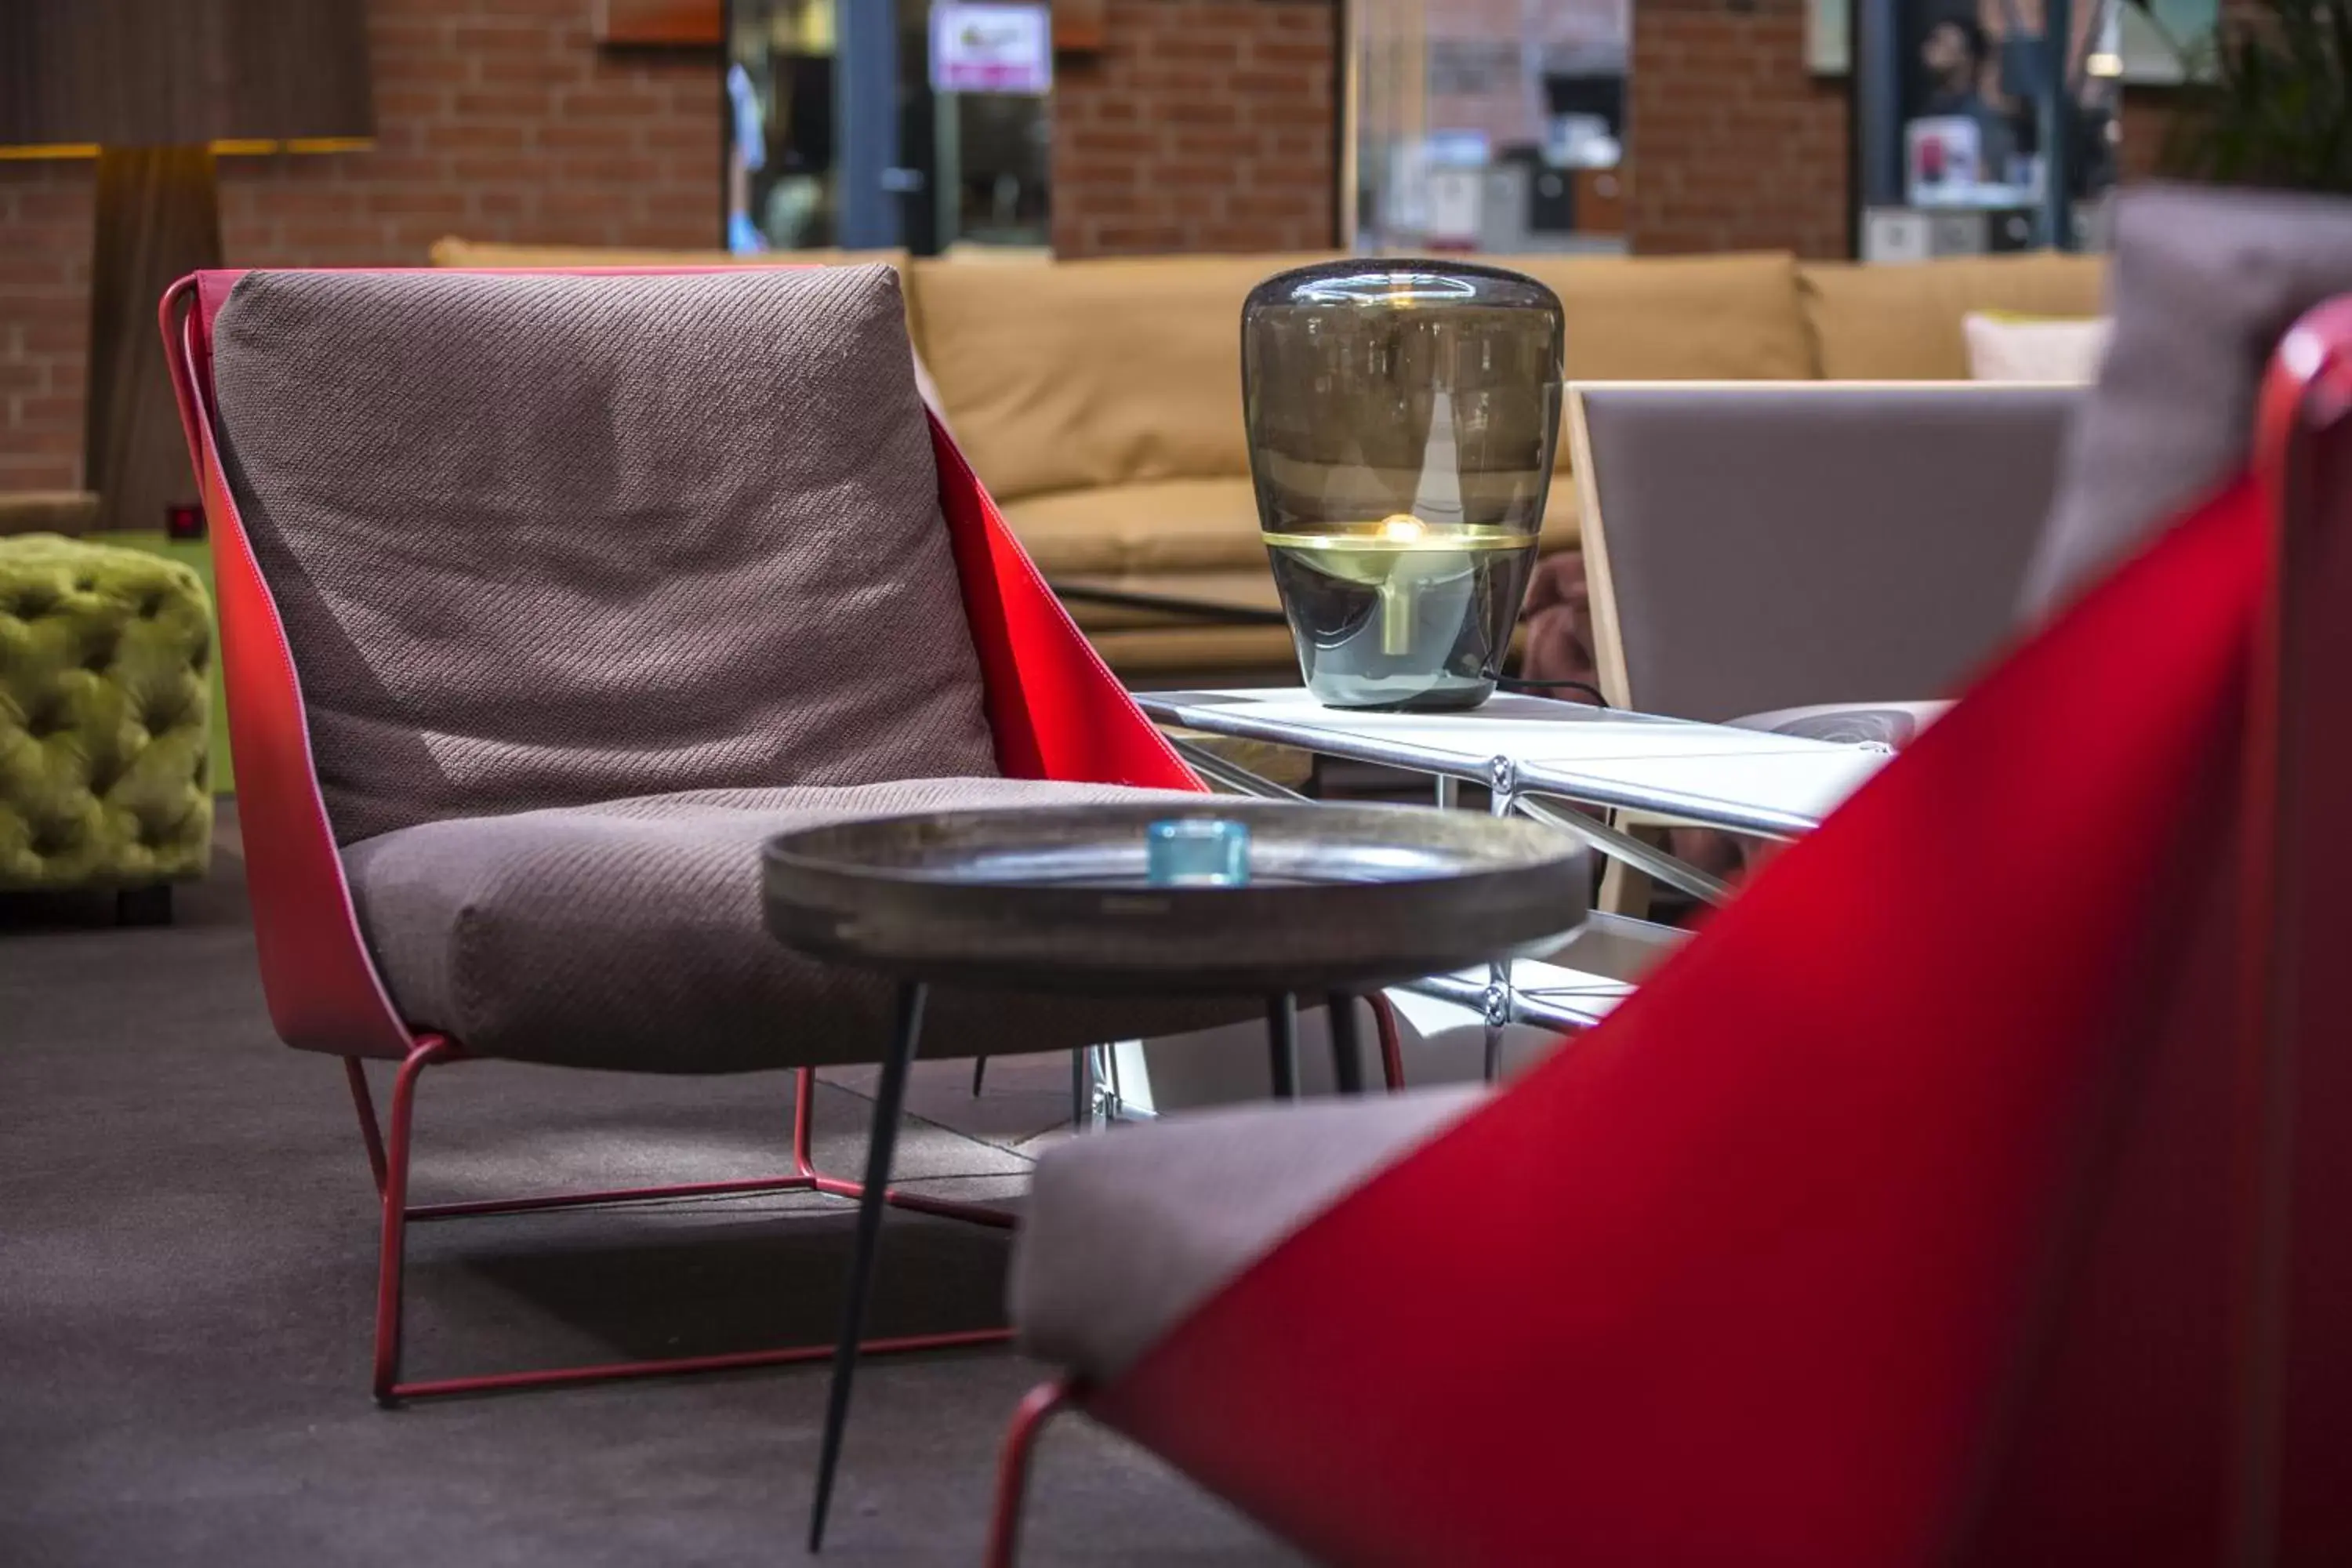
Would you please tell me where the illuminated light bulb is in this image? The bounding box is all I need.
[1377,513,1426,543]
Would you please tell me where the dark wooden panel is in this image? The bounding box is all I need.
[85,147,223,533]
[0,0,371,147]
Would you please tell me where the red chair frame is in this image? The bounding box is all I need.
[982,300,2352,1565]
[158,266,1225,1404]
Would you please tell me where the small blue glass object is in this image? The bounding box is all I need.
[1145,818,1251,887]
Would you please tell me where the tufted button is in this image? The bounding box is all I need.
[24,702,61,739]
[73,575,95,592]
[82,637,116,672]
[138,594,163,619]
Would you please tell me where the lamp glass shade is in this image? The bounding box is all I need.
[1242,260,1564,712]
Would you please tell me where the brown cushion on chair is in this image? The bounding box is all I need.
[343,778,1249,1073]
[211,265,996,845]
[1011,1085,1486,1381]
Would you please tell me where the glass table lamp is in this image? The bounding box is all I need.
[1242,260,1564,711]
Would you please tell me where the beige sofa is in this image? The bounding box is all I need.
[431,238,2106,680]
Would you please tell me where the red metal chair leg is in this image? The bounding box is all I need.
[792,1063,1018,1228]
[344,1057,390,1196]
[1370,993,1406,1092]
[985,1379,1082,1568]
[373,1035,456,1403]
[365,1049,1022,1403]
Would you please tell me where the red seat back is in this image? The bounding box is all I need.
[1092,305,2352,1566]
[159,268,1197,1060]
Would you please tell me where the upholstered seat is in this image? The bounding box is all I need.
[204,263,1245,1072]
[1012,1085,1483,1383]
[345,777,1231,1074]
[170,258,1271,1408]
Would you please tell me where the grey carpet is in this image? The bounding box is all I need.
[0,806,1296,1565]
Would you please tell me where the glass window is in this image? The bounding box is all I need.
[726,0,1052,256]
[1345,0,1630,256]
[728,0,840,252]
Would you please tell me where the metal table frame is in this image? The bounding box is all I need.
[1139,689,1893,1062]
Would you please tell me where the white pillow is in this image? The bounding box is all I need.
[1963,311,2113,383]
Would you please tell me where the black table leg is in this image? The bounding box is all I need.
[1266,994,1299,1099]
[1326,993,1365,1094]
[809,979,927,1553]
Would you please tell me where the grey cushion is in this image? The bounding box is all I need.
[1573,383,2071,724]
[1730,699,1952,750]
[344,779,1248,1073]
[2022,186,2352,618]
[212,266,997,845]
[1011,1085,1484,1381]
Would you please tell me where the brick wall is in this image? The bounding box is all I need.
[0,168,90,492]
[1628,0,1850,258]
[2,0,1335,492]
[1,0,720,494]
[0,0,2254,495]
[1051,0,1337,256]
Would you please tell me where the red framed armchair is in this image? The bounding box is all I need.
[988,306,2352,1563]
[158,263,1225,1403]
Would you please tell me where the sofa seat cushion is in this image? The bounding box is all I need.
[999,478,1267,578]
[1000,476,1585,582]
[1051,568,1283,634]
[344,778,1250,1073]
[212,267,996,847]
[1011,1086,1485,1381]
[1800,254,2108,380]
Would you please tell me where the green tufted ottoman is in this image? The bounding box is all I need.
[0,534,215,921]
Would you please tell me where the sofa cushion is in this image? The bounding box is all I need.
[911,253,1326,503]
[1012,1085,1486,1381]
[1499,250,1814,395]
[1800,254,2108,380]
[1000,474,1585,580]
[997,477,1268,577]
[212,265,996,846]
[916,251,1803,501]
[1962,311,2111,383]
[344,779,1247,1072]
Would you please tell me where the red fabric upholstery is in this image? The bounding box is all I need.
[1076,310,2352,1563]
[160,267,1200,1062]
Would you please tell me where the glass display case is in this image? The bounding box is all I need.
[725,0,1051,256]
[1344,0,1630,256]
[1850,0,2132,256]
[1242,260,1565,712]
